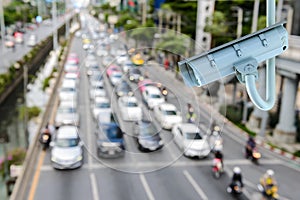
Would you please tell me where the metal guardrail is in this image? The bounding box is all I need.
[9,37,73,200]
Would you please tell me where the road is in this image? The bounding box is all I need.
[0,13,74,74]
[24,17,300,200]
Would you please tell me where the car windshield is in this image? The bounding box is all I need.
[58,107,76,114]
[113,74,122,78]
[104,126,123,139]
[61,87,76,92]
[163,110,177,115]
[139,123,158,137]
[56,138,79,147]
[94,85,104,89]
[150,94,161,99]
[126,102,137,107]
[96,102,110,108]
[185,132,203,140]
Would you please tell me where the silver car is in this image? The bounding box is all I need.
[51,126,83,169]
[55,101,80,128]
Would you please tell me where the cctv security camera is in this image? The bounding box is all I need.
[179,22,288,87]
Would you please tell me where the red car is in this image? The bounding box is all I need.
[67,53,79,65]
[106,65,121,77]
[138,79,156,93]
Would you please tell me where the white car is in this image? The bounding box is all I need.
[172,123,210,158]
[153,103,182,129]
[118,96,142,121]
[51,126,83,169]
[89,82,106,100]
[59,80,77,102]
[64,72,79,85]
[109,72,123,86]
[142,86,165,109]
[27,34,37,47]
[55,101,80,127]
[91,97,111,119]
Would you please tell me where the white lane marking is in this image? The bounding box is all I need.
[183,170,208,200]
[139,174,155,200]
[89,173,100,200]
[40,159,283,171]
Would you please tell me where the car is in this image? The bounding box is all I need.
[59,80,77,102]
[64,62,79,73]
[106,65,122,77]
[102,56,114,67]
[27,34,37,47]
[89,81,106,100]
[109,71,123,86]
[128,68,143,82]
[122,61,134,73]
[86,64,100,76]
[133,120,164,152]
[116,54,129,65]
[96,48,108,57]
[172,123,211,158]
[67,53,79,65]
[153,103,183,130]
[115,80,133,98]
[4,36,15,48]
[91,97,111,119]
[96,112,125,158]
[89,74,103,87]
[84,54,98,68]
[142,86,165,109]
[138,79,155,93]
[50,126,83,169]
[118,96,142,121]
[55,101,80,128]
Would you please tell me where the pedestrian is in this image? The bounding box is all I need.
[164,58,170,70]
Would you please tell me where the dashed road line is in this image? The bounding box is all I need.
[139,173,155,200]
[183,170,208,200]
[89,173,100,200]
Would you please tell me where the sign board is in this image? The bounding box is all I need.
[10,165,23,178]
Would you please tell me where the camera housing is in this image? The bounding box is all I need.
[179,22,288,87]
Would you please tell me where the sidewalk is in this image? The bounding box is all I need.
[148,60,300,164]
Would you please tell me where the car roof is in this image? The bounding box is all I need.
[94,96,109,103]
[62,79,76,87]
[178,123,200,133]
[57,126,78,139]
[145,86,161,93]
[120,96,137,102]
[159,103,177,110]
[59,100,77,108]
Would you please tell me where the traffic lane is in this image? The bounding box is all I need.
[35,168,93,200]
[94,169,149,200]
[240,163,300,200]
[186,166,249,200]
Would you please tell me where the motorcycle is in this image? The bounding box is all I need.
[227,181,243,195]
[245,146,261,164]
[39,132,51,150]
[161,87,168,100]
[209,126,223,152]
[212,158,223,178]
[257,183,279,200]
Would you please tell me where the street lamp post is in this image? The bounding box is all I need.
[52,0,58,50]
[23,65,29,148]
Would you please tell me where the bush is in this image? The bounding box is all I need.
[293,150,300,158]
[19,106,41,120]
[42,77,51,91]
[219,104,242,124]
[0,148,26,178]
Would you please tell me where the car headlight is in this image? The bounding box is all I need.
[139,76,144,81]
[158,140,164,146]
[129,76,134,81]
[75,155,83,162]
[51,156,58,162]
[128,91,133,96]
[118,91,124,96]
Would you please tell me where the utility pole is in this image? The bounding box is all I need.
[177,14,181,34]
[142,0,147,25]
[0,0,5,53]
[251,0,260,33]
[52,0,58,50]
[23,65,29,148]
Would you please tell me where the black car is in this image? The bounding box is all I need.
[128,68,143,82]
[115,80,133,97]
[96,112,125,158]
[133,120,164,152]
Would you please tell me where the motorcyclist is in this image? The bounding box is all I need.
[245,135,256,158]
[186,103,197,123]
[260,169,277,193]
[40,123,52,147]
[229,167,244,190]
[214,150,224,168]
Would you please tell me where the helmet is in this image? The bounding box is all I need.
[233,167,241,174]
[266,169,274,177]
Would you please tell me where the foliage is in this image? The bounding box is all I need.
[0,148,26,178]
[219,104,242,124]
[294,150,300,158]
[155,31,189,55]
[115,13,135,28]
[42,77,51,91]
[204,11,228,36]
[18,106,41,120]
[236,124,257,137]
